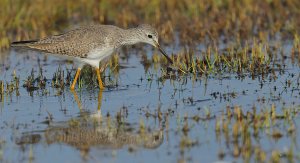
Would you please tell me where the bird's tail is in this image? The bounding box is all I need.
[11,40,38,47]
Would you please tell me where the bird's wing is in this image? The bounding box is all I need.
[32,27,101,58]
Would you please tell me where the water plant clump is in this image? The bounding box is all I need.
[151,40,293,80]
[0,80,4,101]
[23,67,47,91]
[4,70,20,96]
[141,101,300,162]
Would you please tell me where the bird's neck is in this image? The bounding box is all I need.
[120,28,142,46]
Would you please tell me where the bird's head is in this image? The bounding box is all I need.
[137,24,173,64]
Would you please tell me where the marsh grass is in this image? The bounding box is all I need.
[0,80,4,102]
[148,38,300,80]
[143,102,299,162]
[4,70,20,96]
[1,0,300,51]
[23,67,47,92]
[210,105,298,162]
[292,34,300,63]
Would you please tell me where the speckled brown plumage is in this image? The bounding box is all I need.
[11,24,171,68]
[14,25,125,58]
[11,24,162,59]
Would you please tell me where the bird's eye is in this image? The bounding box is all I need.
[147,35,153,38]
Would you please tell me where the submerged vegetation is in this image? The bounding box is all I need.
[146,104,300,162]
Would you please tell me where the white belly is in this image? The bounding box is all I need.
[82,47,115,68]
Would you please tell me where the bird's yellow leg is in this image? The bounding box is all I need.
[96,68,104,89]
[70,68,81,90]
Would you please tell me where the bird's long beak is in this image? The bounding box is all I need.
[155,41,173,64]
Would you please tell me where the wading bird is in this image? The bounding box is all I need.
[12,24,173,89]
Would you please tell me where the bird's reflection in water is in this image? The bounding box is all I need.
[16,90,164,156]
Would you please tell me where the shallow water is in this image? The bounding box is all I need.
[0,45,299,163]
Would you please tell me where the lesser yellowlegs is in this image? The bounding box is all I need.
[11,24,173,89]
